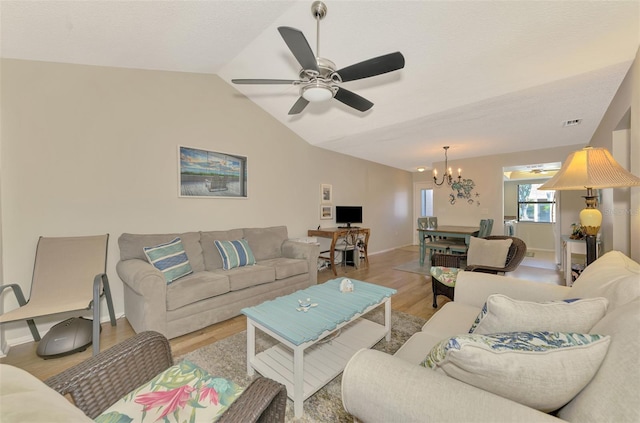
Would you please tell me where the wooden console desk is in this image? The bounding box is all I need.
[307,227,370,276]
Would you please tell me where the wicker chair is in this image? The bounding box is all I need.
[44,331,287,422]
[431,236,527,308]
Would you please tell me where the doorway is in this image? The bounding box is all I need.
[413,182,433,244]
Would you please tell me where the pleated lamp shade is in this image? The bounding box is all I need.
[539,146,640,191]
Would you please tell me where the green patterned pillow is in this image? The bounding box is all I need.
[421,332,610,412]
[214,239,256,270]
[429,266,460,287]
[95,360,243,423]
[143,237,193,283]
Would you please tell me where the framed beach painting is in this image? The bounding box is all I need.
[179,146,247,198]
[320,205,333,220]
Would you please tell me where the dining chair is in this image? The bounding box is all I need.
[431,236,527,307]
[449,219,494,254]
[0,234,117,355]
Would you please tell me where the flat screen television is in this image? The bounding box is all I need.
[335,206,363,228]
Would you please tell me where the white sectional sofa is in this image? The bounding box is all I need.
[342,250,640,422]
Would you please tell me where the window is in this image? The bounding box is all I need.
[518,183,555,223]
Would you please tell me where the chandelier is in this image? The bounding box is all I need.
[433,146,462,186]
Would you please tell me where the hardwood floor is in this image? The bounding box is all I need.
[0,245,561,381]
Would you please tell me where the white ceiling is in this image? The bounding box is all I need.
[2,1,639,172]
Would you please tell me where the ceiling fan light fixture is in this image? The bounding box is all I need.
[301,83,334,102]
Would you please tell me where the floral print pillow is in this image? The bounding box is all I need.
[95,360,243,423]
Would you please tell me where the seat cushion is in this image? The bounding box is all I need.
[95,360,243,423]
[430,266,460,287]
[258,257,309,280]
[166,272,230,311]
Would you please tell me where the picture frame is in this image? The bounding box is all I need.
[179,146,247,198]
[321,184,332,204]
[320,205,333,220]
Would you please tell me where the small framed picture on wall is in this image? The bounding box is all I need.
[321,184,332,204]
[320,205,333,220]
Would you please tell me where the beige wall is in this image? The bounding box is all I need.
[588,49,639,261]
[416,145,583,228]
[0,59,413,346]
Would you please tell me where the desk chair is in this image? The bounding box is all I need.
[431,236,527,308]
[0,235,116,355]
[334,228,362,268]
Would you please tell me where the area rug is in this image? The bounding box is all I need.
[177,307,426,422]
[393,259,431,275]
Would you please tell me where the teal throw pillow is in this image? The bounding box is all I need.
[143,237,193,283]
[214,239,256,270]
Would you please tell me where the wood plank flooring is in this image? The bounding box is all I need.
[0,246,560,381]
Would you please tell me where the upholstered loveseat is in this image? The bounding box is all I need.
[342,250,640,422]
[117,226,319,338]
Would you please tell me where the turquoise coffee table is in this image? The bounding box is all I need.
[242,278,396,418]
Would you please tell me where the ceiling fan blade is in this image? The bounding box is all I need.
[334,88,373,112]
[288,97,310,115]
[336,52,405,82]
[231,79,297,85]
[278,26,319,73]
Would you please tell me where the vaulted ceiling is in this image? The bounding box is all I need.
[2,1,638,171]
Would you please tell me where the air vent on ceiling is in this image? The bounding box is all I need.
[563,119,582,127]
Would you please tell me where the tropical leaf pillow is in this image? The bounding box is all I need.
[95,360,243,423]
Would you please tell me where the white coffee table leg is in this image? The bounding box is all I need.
[293,346,304,418]
[385,299,392,342]
[247,320,255,376]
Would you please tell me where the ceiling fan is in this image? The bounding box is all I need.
[231,1,405,115]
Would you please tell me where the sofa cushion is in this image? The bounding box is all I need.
[243,226,288,261]
[467,237,512,268]
[558,297,640,422]
[95,360,243,423]
[166,272,230,311]
[0,364,93,422]
[567,250,640,310]
[119,232,205,272]
[469,294,608,334]
[214,265,275,291]
[214,239,256,270]
[258,257,309,280]
[201,229,245,271]
[143,237,193,283]
[422,331,610,412]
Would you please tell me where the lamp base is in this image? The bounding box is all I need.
[585,235,597,266]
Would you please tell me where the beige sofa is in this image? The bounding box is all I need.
[342,250,640,422]
[117,226,319,338]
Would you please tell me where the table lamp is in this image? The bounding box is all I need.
[539,146,640,265]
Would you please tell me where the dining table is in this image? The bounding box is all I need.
[417,225,480,266]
